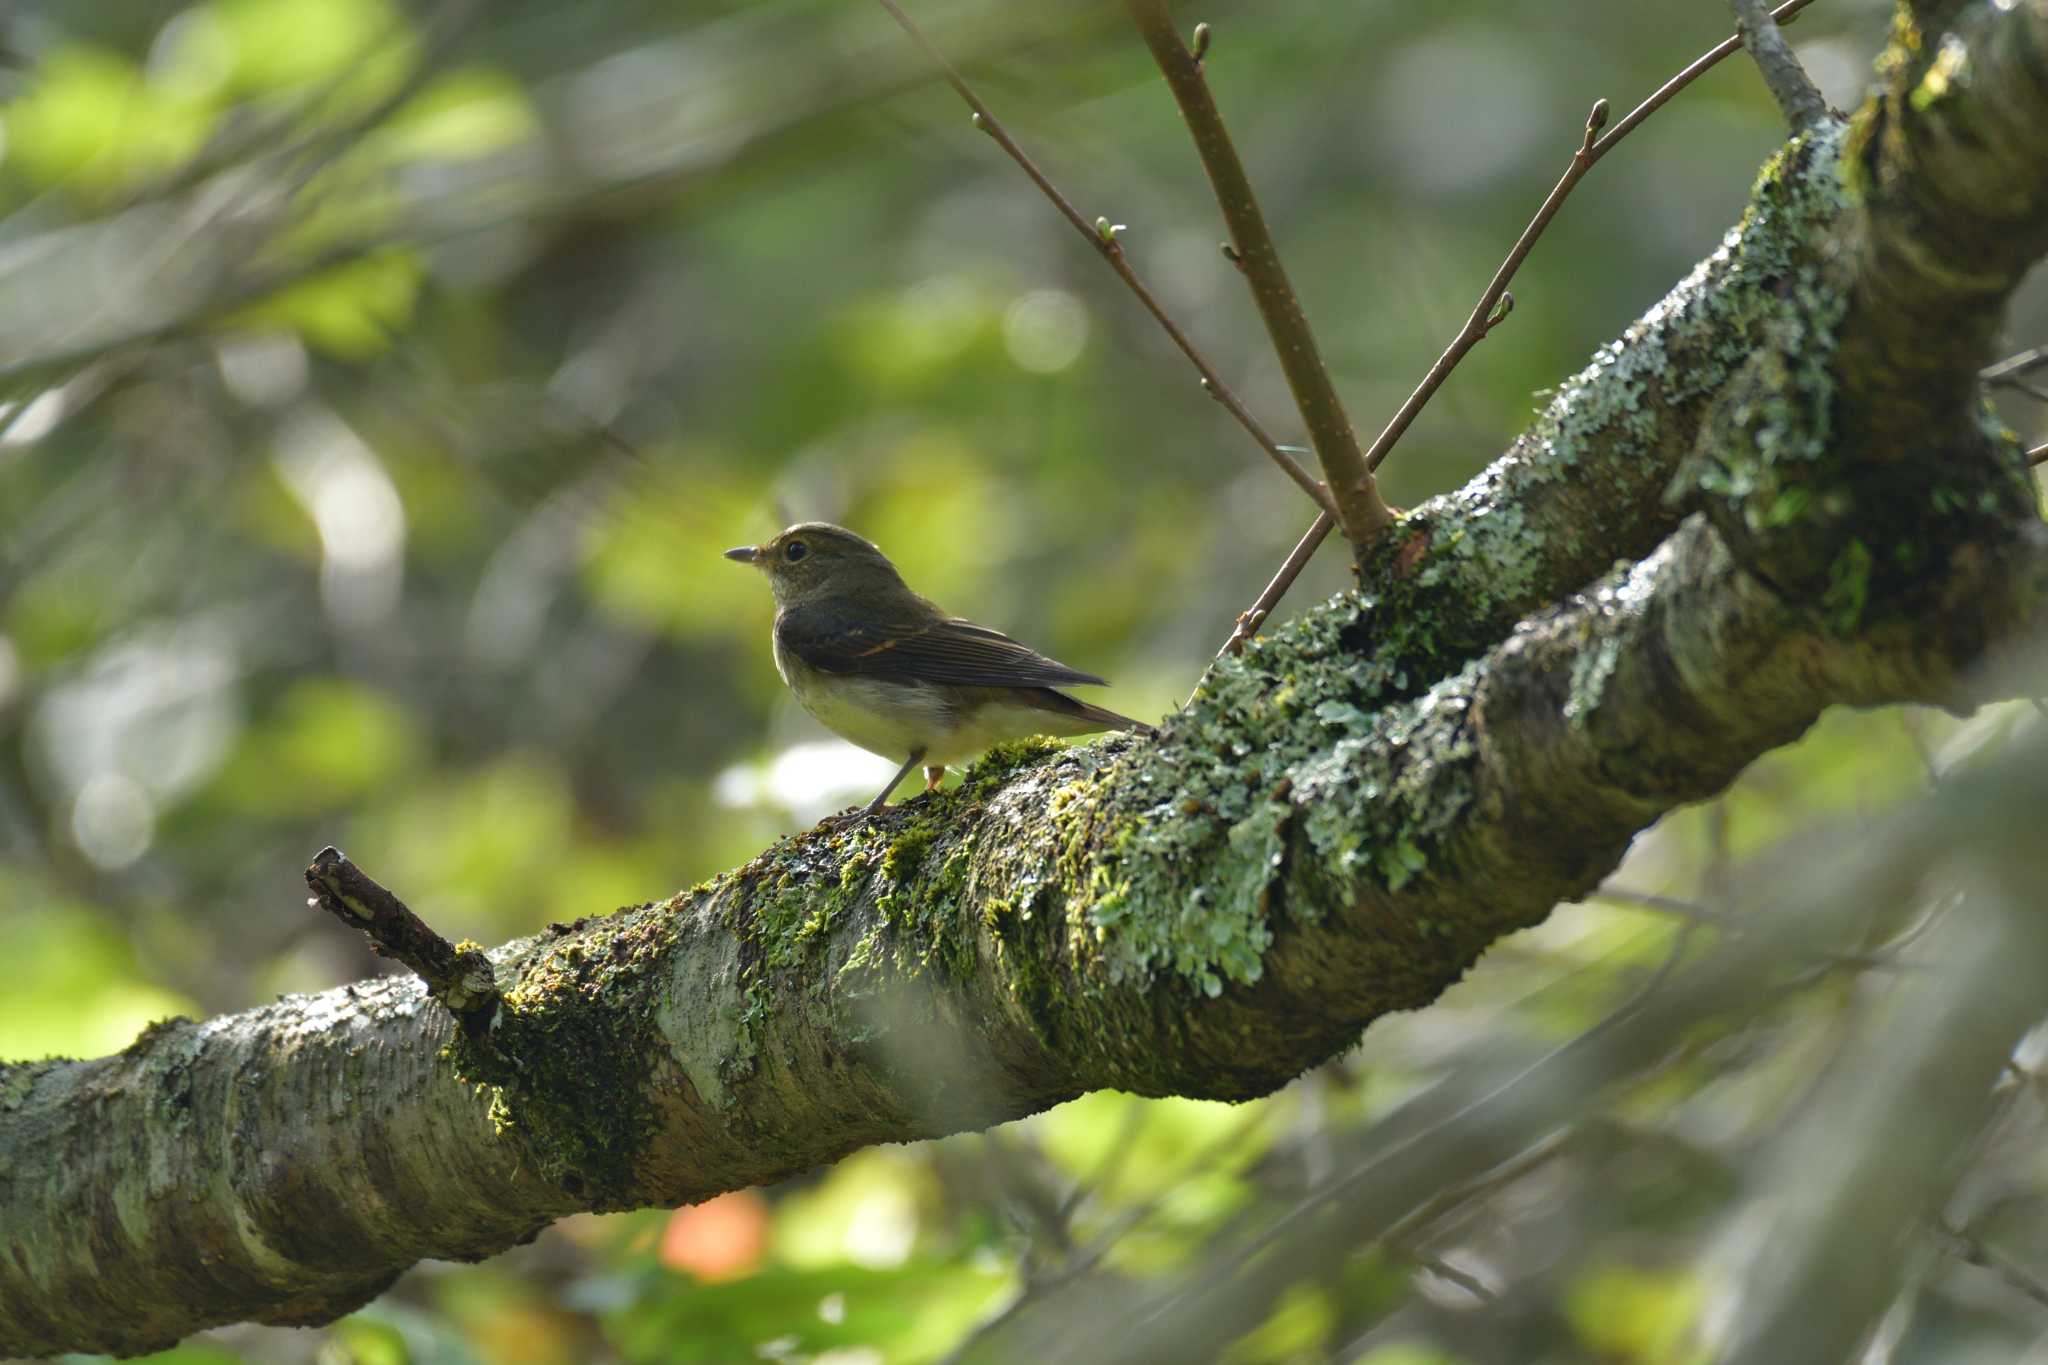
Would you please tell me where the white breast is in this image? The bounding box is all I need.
[774,632,957,761]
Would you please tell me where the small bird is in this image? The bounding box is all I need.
[726,522,1155,815]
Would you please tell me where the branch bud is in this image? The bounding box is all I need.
[1583,98,1611,149]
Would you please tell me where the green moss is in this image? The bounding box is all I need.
[1310,123,1852,730]
[450,911,679,1208]
[1909,33,1969,113]
[881,824,935,885]
[704,736,1086,1052]
[0,1060,55,1111]
[1822,538,1872,633]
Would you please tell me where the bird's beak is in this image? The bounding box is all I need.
[724,545,760,565]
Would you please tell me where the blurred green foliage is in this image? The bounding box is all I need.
[4,0,2045,1360]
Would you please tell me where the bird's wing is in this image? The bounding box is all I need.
[776,607,1109,688]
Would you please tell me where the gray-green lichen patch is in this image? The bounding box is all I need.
[951,127,1866,1006]
[1027,129,1857,999]
[1033,598,1481,999]
[1327,121,1852,720]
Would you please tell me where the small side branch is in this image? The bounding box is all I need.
[1360,100,1607,482]
[1729,0,1831,130]
[305,846,500,1037]
[1212,510,1334,664]
[1206,0,1822,659]
[1984,345,2048,386]
[872,0,1337,520]
[1121,0,1396,548]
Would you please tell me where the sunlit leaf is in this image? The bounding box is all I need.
[2,47,216,198]
[1565,1261,1707,1365]
[223,251,424,359]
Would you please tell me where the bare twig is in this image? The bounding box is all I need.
[940,1102,1275,1365]
[1121,1,1396,546]
[1900,709,1942,786]
[1593,0,1820,152]
[1729,0,1831,130]
[871,0,1337,519]
[1998,376,2048,403]
[1593,885,1742,926]
[304,846,500,1037]
[1204,0,1825,661]
[1213,511,1336,662]
[1983,346,2048,385]
[1363,99,1610,483]
[1395,1245,1496,1301]
[1942,1221,2048,1311]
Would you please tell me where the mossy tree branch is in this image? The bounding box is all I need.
[5,1,2048,1355]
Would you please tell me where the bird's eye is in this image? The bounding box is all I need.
[784,540,809,562]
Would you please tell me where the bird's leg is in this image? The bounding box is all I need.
[923,765,946,792]
[865,749,926,816]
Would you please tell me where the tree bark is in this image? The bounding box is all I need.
[5,1,2048,1354]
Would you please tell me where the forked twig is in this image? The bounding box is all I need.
[872,0,1338,519]
[1213,508,1339,661]
[1207,0,1825,664]
[1123,0,1397,546]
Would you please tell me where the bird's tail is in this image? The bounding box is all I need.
[1042,690,1157,739]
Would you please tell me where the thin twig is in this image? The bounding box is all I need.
[1983,345,2048,385]
[1364,99,1610,481]
[1999,376,2048,403]
[1593,885,1742,926]
[939,1103,1274,1365]
[1203,0,1824,662]
[1593,0,1820,152]
[1216,512,1335,660]
[1942,1221,2048,1311]
[1394,1245,1496,1301]
[1899,709,1941,787]
[1729,0,1832,130]
[871,0,1337,519]
[2027,442,2048,467]
[1121,0,1396,545]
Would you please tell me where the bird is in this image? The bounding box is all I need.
[725,522,1155,816]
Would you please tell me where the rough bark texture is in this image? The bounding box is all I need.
[5,1,2048,1355]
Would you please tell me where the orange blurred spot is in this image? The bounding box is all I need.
[660,1190,768,1282]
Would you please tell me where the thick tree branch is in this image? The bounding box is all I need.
[7,2,2048,1354]
[1836,0,2048,462]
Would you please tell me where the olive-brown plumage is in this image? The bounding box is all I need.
[725,523,1154,814]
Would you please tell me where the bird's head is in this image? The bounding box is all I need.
[724,522,909,608]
